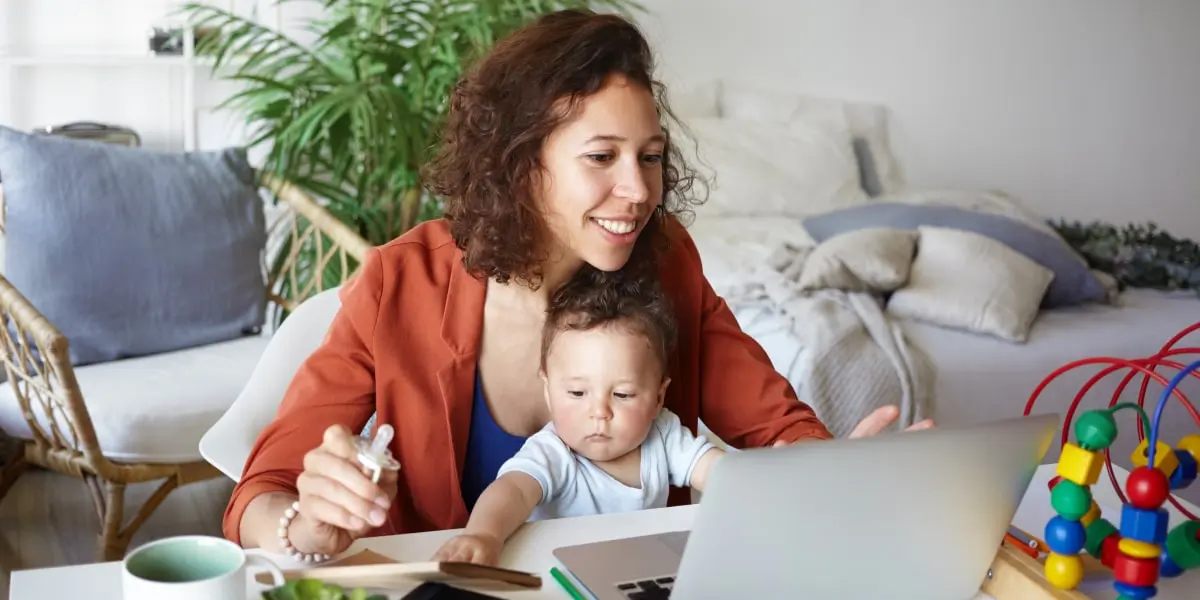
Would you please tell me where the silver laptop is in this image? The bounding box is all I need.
[553,413,1058,600]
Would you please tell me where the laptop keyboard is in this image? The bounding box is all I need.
[616,576,674,599]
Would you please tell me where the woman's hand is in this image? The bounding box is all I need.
[848,405,935,438]
[432,533,503,566]
[773,405,935,447]
[289,424,399,556]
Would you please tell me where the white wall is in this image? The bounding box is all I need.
[636,0,1200,238]
[4,1,1198,238]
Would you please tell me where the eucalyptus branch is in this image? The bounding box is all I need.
[1049,219,1200,296]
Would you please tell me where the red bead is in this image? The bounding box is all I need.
[1101,534,1122,568]
[1049,475,1063,491]
[1112,552,1160,587]
[1126,466,1170,509]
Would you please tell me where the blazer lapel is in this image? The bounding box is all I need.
[436,259,486,526]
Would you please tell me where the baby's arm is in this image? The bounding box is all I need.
[659,410,724,493]
[433,473,540,565]
[463,471,543,543]
[686,446,725,493]
[433,431,569,565]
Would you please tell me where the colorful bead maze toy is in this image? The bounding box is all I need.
[1022,322,1200,599]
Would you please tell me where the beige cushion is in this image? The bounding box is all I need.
[799,227,917,292]
[0,334,269,463]
[886,227,1055,343]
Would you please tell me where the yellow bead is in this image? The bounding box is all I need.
[1131,439,1180,476]
[1080,501,1101,527]
[1119,538,1161,559]
[1057,443,1103,486]
[1178,434,1200,461]
[1044,552,1084,589]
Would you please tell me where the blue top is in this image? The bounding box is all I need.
[460,370,529,511]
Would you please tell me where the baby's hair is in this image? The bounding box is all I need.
[541,267,678,375]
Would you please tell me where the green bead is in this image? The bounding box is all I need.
[1050,480,1092,520]
[1084,518,1118,557]
[1164,521,1200,570]
[1074,410,1118,450]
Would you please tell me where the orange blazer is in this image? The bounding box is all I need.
[223,218,832,544]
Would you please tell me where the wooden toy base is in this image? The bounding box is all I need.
[981,543,1106,599]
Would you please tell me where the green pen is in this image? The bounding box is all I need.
[549,566,587,600]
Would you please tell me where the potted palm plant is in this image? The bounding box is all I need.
[183,0,642,308]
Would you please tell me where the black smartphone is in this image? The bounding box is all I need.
[400,582,508,600]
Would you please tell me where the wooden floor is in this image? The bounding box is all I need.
[0,466,234,600]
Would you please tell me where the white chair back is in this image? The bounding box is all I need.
[199,287,343,481]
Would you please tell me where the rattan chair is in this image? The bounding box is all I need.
[0,173,371,561]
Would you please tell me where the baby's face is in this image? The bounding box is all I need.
[542,325,668,463]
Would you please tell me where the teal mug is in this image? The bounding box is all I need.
[122,535,285,600]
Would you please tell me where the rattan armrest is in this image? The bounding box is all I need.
[257,172,372,314]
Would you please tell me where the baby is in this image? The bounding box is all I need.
[433,274,724,565]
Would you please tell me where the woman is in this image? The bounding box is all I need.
[226,9,934,559]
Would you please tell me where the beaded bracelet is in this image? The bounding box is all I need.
[277,425,401,564]
[278,501,332,563]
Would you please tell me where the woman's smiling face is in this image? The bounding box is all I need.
[535,73,666,274]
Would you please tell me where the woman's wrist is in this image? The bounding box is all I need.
[279,502,333,562]
[241,491,301,551]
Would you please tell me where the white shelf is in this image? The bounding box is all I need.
[0,0,285,152]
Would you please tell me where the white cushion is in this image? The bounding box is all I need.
[200,287,344,481]
[717,82,905,195]
[677,116,868,219]
[799,227,917,292]
[886,227,1055,343]
[0,334,269,464]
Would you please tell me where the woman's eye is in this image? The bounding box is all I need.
[641,154,663,165]
[586,153,614,164]
[568,390,585,397]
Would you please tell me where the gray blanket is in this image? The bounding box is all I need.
[720,242,936,438]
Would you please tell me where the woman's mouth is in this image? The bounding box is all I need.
[594,218,637,235]
[591,217,640,245]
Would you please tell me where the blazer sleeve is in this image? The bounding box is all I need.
[679,231,834,447]
[222,248,385,544]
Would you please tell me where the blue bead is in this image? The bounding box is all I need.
[1120,504,1169,545]
[1113,581,1156,599]
[1044,515,1087,555]
[1160,554,1184,578]
[1169,449,1197,490]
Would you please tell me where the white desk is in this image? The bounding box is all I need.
[10,464,1199,600]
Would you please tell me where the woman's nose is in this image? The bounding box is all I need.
[613,162,650,203]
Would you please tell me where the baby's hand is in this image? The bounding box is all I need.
[432,533,503,566]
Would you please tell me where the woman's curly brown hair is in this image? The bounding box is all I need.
[422,8,703,289]
[540,266,677,375]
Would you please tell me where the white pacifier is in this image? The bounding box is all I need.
[357,423,401,484]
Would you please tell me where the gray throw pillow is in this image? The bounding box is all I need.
[0,125,267,366]
[852,137,884,197]
[802,202,1109,308]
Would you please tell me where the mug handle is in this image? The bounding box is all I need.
[246,554,287,589]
